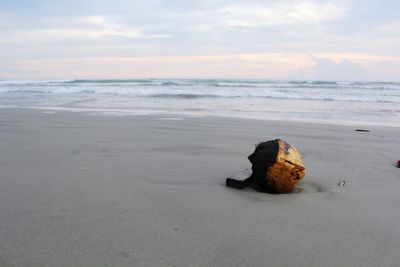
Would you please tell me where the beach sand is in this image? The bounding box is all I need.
[0,108,399,266]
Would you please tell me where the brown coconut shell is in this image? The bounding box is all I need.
[248,139,305,193]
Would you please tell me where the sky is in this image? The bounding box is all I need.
[0,0,399,81]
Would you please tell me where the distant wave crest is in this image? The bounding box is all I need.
[148,93,221,99]
[65,79,154,84]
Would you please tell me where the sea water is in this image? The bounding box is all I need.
[0,79,399,126]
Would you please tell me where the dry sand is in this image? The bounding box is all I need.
[0,108,399,267]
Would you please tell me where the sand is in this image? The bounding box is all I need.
[0,108,399,267]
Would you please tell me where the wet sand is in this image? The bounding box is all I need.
[0,108,399,266]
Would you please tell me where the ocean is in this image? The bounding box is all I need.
[1,79,399,126]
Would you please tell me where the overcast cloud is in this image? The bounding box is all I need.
[0,0,399,80]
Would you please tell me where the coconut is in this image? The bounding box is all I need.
[226,139,305,193]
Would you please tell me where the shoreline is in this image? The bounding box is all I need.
[2,105,400,129]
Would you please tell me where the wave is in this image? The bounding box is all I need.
[148,93,221,99]
[160,82,196,86]
[350,81,400,86]
[1,79,399,106]
[2,90,398,103]
[65,79,154,84]
[312,81,338,85]
[289,80,338,85]
[376,100,398,103]
[192,79,277,84]
[2,79,400,92]
[142,93,399,103]
[75,90,96,94]
[4,89,49,94]
[208,83,260,88]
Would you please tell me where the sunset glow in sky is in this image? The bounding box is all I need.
[1,0,399,81]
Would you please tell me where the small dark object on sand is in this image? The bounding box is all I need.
[397,160,400,168]
[337,181,346,187]
[355,129,370,132]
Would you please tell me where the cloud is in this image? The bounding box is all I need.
[312,57,364,81]
[219,1,346,27]
[0,0,399,80]
[0,15,173,45]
